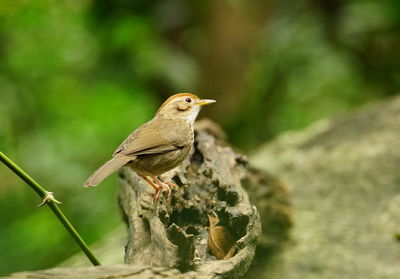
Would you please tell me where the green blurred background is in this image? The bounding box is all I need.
[0,0,399,276]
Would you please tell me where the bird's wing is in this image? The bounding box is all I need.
[113,117,191,157]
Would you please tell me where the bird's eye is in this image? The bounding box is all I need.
[185,97,192,103]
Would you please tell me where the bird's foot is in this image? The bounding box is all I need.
[155,181,172,201]
[153,177,175,201]
[37,191,62,207]
[139,175,162,203]
[162,183,172,201]
[166,181,179,190]
[154,188,163,202]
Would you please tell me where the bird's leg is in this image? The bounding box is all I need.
[153,176,172,200]
[138,174,160,191]
[138,174,162,201]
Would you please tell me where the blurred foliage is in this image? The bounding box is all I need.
[0,0,399,276]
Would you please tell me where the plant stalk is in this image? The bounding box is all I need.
[0,151,101,266]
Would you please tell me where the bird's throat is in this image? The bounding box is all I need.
[187,106,200,125]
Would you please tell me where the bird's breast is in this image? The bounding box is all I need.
[128,145,192,176]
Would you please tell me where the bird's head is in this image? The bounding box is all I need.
[156,93,216,124]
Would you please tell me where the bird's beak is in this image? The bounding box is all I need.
[197,99,216,106]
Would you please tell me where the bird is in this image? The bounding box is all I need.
[84,93,216,201]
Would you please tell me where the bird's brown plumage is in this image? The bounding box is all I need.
[84,117,192,187]
[83,93,215,199]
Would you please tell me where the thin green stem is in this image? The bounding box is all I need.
[0,151,101,266]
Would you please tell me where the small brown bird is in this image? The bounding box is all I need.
[84,93,215,200]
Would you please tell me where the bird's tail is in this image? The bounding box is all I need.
[84,156,132,187]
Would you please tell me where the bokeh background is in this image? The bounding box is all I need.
[1,0,399,276]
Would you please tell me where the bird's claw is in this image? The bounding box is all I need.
[160,182,173,201]
[150,176,179,203]
[153,188,162,202]
[152,181,176,203]
[166,181,179,190]
[38,191,62,207]
[153,183,171,202]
